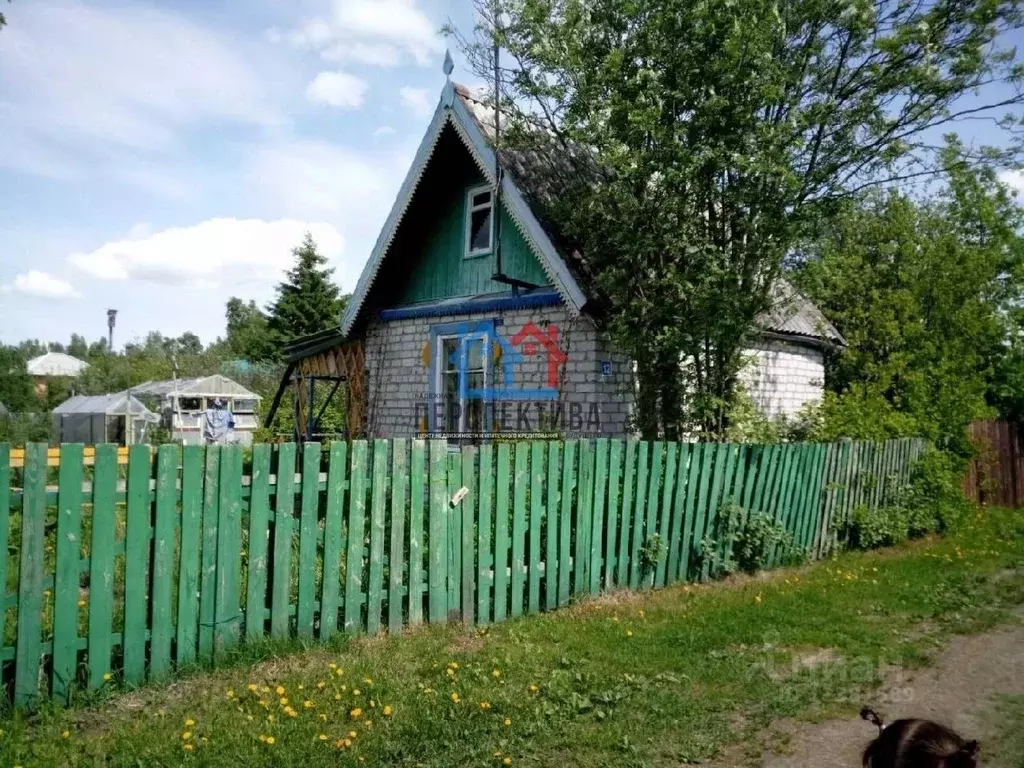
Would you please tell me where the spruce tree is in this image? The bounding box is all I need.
[267,233,343,347]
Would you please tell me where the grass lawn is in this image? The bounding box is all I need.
[2,507,1022,767]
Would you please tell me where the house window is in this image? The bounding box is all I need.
[465,185,494,258]
[430,320,497,437]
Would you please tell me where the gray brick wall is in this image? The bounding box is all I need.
[737,339,825,419]
[363,305,634,438]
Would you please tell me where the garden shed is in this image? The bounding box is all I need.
[132,374,261,445]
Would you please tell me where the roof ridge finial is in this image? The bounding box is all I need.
[443,49,454,80]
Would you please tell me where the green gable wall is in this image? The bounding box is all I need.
[368,125,551,310]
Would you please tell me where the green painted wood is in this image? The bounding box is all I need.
[123,444,152,685]
[427,440,448,624]
[389,439,409,635]
[741,446,761,511]
[751,444,777,516]
[545,441,560,609]
[445,453,461,615]
[511,442,528,615]
[786,444,809,547]
[87,444,118,687]
[589,439,608,594]
[321,442,347,637]
[395,137,551,305]
[813,444,836,558]
[766,444,795,565]
[14,443,48,708]
[297,443,322,639]
[271,444,296,639]
[800,444,826,552]
[345,440,369,632]
[699,444,729,581]
[367,440,388,636]
[605,440,623,590]
[643,442,664,587]
[575,439,594,594]
[617,441,636,587]
[0,445,7,666]
[529,441,544,613]
[52,443,84,701]
[681,443,710,582]
[493,442,512,621]
[781,444,808,542]
[461,445,476,626]
[723,445,748,563]
[149,444,178,681]
[629,442,649,589]
[478,444,494,622]
[558,440,576,607]
[666,443,690,583]
[198,448,220,660]
[214,446,243,653]
[655,444,677,587]
[245,444,272,641]
[408,440,426,626]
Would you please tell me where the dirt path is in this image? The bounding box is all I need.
[747,617,1024,767]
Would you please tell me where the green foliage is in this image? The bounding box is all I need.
[701,505,797,576]
[267,233,344,347]
[637,534,664,577]
[225,298,277,363]
[453,0,1024,438]
[795,156,1024,456]
[0,346,35,414]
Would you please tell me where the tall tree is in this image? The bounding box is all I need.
[267,233,344,347]
[794,152,1024,454]
[67,334,88,359]
[0,346,35,413]
[453,0,1024,438]
[225,297,277,362]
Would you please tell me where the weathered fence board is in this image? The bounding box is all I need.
[0,435,926,708]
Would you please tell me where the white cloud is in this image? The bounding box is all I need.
[67,219,344,291]
[400,86,434,118]
[283,0,443,68]
[0,1,284,180]
[1001,170,1024,197]
[4,271,80,299]
[322,42,402,67]
[374,126,397,137]
[305,70,369,108]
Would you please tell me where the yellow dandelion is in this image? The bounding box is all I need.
[259,699,269,707]
[247,715,254,721]
[184,719,196,727]
[626,629,633,637]
[226,689,235,698]
[335,693,342,701]
[349,730,358,739]
[447,668,456,677]
[504,758,512,766]
[78,599,86,607]
[350,707,364,719]
[319,734,329,741]
[451,692,461,703]
[638,610,645,618]
[259,735,267,743]
[266,736,275,745]
[319,713,328,721]
[103,672,112,681]
[298,684,304,690]
[304,700,315,709]
[248,683,258,692]
[504,718,512,727]
[755,594,762,604]
[181,732,192,741]
[280,697,289,706]
[183,744,194,752]
[612,616,619,622]
[364,720,373,729]
[276,686,285,696]
[329,662,338,669]
[383,705,393,717]
[317,681,326,689]
[370,700,376,708]
[492,669,501,678]
[353,688,362,696]
[480,701,491,710]
[364,677,373,685]
[528,684,539,693]
[62,730,70,739]
[335,668,345,677]
[343,738,353,747]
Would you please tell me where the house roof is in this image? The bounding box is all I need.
[756,280,846,346]
[27,352,89,377]
[131,374,260,400]
[53,393,159,421]
[343,80,842,347]
[340,80,588,337]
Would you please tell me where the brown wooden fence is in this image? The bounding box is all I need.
[963,421,1024,507]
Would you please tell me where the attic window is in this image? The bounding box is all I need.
[465,185,494,258]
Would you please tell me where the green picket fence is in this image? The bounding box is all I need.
[0,436,925,708]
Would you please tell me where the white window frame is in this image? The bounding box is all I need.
[464,184,495,259]
[434,333,492,433]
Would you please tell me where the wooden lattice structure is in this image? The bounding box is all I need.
[265,329,367,441]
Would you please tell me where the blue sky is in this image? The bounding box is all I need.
[0,0,481,348]
[0,2,1021,350]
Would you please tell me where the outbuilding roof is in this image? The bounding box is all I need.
[27,352,89,377]
[131,374,260,400]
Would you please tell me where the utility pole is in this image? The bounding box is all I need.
[106,309,118,352]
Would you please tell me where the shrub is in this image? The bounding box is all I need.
[700,505,798,577]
